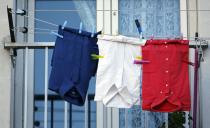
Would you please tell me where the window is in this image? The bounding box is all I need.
[15,0,181,128]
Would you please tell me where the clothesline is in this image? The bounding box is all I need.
[16,9,210,12]
[10,8,206,30]
[12,26,58,32]
[10,27,210,41]
[21,29,210,41]
[10,26,210,43]
[9,9,209,46]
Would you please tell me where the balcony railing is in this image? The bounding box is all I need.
[3,41,208,128]
[34,94,95,128]
[4,42,95,128]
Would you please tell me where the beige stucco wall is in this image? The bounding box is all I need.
[198,1,210,128]
[188,0,210,128]
[0,0,13,128]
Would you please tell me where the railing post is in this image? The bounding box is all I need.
[51,100,54,128]
[44,47,48,128]
[64,102,68,128]
[24,47,28,128]
[69,104,72,128]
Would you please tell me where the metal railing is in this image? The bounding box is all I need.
[3,42,95,128]
[3,41,209,128]
[34,94,95,128]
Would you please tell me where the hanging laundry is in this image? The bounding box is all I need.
[49,25,101,106]
[141,39,191,112]
[94,35,146,108]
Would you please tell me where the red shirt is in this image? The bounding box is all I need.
[142,39,191,112]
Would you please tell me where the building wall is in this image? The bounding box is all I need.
[197,0,210,128]
[0,0,13,128]
[188,0,210,128]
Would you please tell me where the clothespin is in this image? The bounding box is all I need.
[91,27,95,38]
[91,54,104,60]
[79,22,83,34]
[135,19,143,39]
[62,21,67,30]
[50,20,66,38]
[100,28,105,37]
[134,60,150,64]
[135,56,142,60]
[195,32,199,41]
[51,31,63,38]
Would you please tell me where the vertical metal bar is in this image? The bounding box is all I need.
[27,1,35,126]
[198,64,202,128]
[184,112,189,128]
[125,110,127,128]
[196,0,199,33]
[186,0,190,38]
[88,98,91,128]
[51,100,54,128]
[112,108,119,128]
[44,47,48,128]
[110,0,112,35]
[193,49,199,128]
[24,47,28,128]
[145,111,148,128]
[64,102,68,128]
[103,0,105,33]
[69,104,72,128]
[85,96,89,128]
[165,113,168,128]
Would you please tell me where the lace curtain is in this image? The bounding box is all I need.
[119,0,180,128]
[119,0,180,38]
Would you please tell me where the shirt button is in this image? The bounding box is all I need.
[165,45,168,48]
[166,84,168,87]
[165,70,169,73]
[164,42,167,44]
[160,91,163,94]
[165,58,169,61]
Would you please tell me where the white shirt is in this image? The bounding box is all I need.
[94,35,146,108]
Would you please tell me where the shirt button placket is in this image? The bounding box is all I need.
[164,41,170,96]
